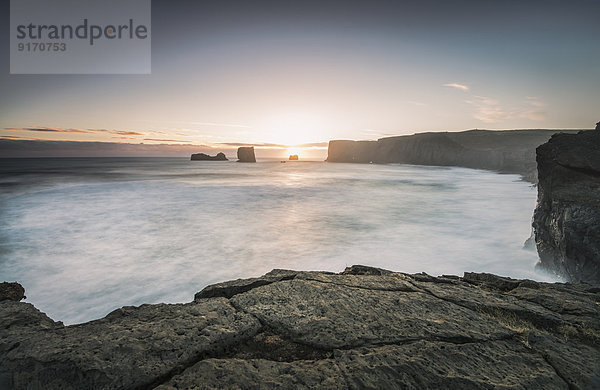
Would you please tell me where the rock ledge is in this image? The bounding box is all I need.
[1,266,599,389]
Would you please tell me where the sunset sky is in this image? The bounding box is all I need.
[1,0,599,158]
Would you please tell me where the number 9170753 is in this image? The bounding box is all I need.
[18,42,67,52]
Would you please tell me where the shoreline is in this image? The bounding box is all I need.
[326,129,587,184]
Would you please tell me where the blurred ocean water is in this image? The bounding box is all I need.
[0,157,555,324]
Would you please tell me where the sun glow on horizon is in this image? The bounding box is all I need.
[286,147,302,158]
[257,111,330,146]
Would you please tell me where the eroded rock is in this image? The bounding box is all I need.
[533,130,600,283]
[190,152,228,161]
[0,282,25,302]
[230,278,516,349]
[237,146,256,162]
[1,267,599,389]
[1,299,261,389]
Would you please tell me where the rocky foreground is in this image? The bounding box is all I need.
[1,266,599,389]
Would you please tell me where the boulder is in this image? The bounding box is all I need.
[533,130,600,283]
[190,152,228,161]
[0,282,25,302]
[237,146,256,162]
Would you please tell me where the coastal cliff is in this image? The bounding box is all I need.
[1,266,599,389]
[327,129,583,182]
[533,130,600,283]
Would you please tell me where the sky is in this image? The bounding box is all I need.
[1,0,599,158]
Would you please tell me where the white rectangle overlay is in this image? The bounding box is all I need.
[10,0,151,74]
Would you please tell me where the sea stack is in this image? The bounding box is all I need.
[237,146,256,162]
[289,154,298,160]
[533,129,600,283]
[191,152,228,161]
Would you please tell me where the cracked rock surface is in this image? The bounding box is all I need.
[1,265,599,389]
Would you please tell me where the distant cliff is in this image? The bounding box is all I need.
[327,130,584,182]
[533,130,600,283]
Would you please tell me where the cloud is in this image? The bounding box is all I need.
[406,101,426,106]
[443,83,469,91]
[526,97,545,108]
[218,142,292,148]
[360,129,398,138]
[519,110,547,121]
[137,120,251,129]
[466,96,508,123]
[520,97,547,121]
[1,135,50,140]
[0,139,219,157]
[216,142,328,148]
[143,138,192,143]
[466,96,547,123]
[5,127,147,136]
[296,142,329,148]
[5,127,95,133]
[99,130,145,136]
[189,122,251,128]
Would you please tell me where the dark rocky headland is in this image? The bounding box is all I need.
[326,129,583,183]
[533,130,600,283]
[190,152,228,161]
[1,267,599,389]
[327,128,600,283]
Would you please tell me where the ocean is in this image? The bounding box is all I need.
[0,157,558,325]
